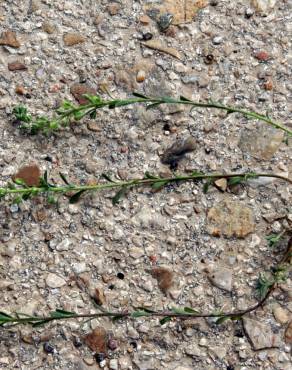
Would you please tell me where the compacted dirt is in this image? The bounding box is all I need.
[0,1,291,369]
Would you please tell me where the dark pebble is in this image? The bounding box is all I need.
[108,338,118,351]
[117,272,124,280]
[95,353,105,363]
[73,336,83,348]
[43,342,55,354]
[142,32,153,41]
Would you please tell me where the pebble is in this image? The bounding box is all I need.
[212,36,223,45]
[136,70,146,82]
[45,273,67,288]
[254,51,270,61]
[84,327,107,353]
[128,247,144,259]
[8,61,27,71]
[42,21,56,34]
[87,121,100,132]
[185,343,201,357]
[73,262,87,274]
[214,178,227,191]
[63,33,86,46]
[243,318,281,350]
[239,124,284,160]
[70,83,96,105]
[207,265,233,292]
[207,198,255,238]
[151,266,174,293]
[107,3,120,16]
[252,0,277,13]
[0,30,20,48]
[109,359,119,370]
[285,321,292,344]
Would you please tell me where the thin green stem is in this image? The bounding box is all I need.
[1,172,291,200]
[1,235,291,327]
[13,94,292,135]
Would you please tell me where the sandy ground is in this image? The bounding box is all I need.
[0,0,291,369]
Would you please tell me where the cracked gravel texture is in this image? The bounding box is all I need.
[0,0,291,369]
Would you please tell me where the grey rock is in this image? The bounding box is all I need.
[239,124,284,160]
[207,266,233,292]
[243,318,281,350]
[46,273,67,288]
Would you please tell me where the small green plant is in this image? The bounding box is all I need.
[12,93,292,135]
[266,231,286,247]
[1,170,291,205]
[1,234,290,328]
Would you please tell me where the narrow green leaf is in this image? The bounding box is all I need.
[132,92,149,99]
[228,176,243,186]
[89,110,97,119]
[146,102,161,110]
[32,319,52,327]
[160,316,172,325]
[22,192,32,201]
[69,190,86,204]
[215,316,230,325]
[102,173,115,183]
[144,172,158,180]
[112,186,127,205]
[179,96,192,102]
[131,310,151,318]
[59,172,70,185]
[50,309,75,318]
[136,307,156,314]
[0,312,13,319]
[183,307,199,314]
[171,307,189,315]
[203,180,212,193]
[152,181,168,190]
[13,178,26,186]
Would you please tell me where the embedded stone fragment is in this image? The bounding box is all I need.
[239,124,284,160]
[70,83,96,105]
[143,0,207,25]
[0,30,20,48]
[243,318,281,350]
[13,164,41,187]
[207,199,254,238]
[63,33,86,46]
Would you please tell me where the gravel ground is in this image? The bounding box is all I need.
[0,0,291,369]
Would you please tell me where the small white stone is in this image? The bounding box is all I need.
[46,273,66,288]
[109,359,118,370]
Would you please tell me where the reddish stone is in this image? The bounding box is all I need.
[254,51,270,61]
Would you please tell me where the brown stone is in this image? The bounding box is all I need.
[207,199,255,238]
[63,33,86,46]
[13,164,41,187]
[0,30,20,48]
[92,287,106,306]
[143,0,207,25]
[42,21,56,34]
[107,2,120,15]
[84,327,107,353]
[87,121,100,132]
[285,321,292,344]
[151,267,174,293]
[15,86,26,95]
[139,15,151,25]
[254,50,270,61]
[70,83,96,105]
[8,61,27,71]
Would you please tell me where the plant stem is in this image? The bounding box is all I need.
[14,94,292,135]
[1,172,291,200]
[1,235,291,327]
